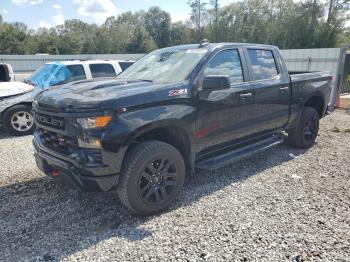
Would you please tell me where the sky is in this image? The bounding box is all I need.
[0,0,236,29]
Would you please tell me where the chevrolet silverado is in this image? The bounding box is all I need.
[33,42,332,215]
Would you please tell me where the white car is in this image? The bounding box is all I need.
[0,60,134,136]
[0,63,15,82]
[0,63,33,97]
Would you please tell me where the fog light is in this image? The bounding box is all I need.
[78,137,101,149]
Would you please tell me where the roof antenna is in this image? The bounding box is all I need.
[199,39,210,47]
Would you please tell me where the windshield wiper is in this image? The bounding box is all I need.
[23,79,36,86]
[118,78,153,83]
[134,79,153,82]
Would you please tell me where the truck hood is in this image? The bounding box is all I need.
[0,81,34,98]
[35,78,188,113]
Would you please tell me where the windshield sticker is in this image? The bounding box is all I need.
[168,89,188,97]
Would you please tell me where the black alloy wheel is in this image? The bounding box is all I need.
[138,158,178,205]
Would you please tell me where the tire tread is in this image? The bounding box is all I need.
[117,140,185,215]
[287,107,319,149]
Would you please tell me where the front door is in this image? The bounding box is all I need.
[195,48,257,154]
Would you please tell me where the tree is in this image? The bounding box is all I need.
[0,22,29,54]
[327,0,350,22]
[145,7,171,48]
[105,11,151,53]
[127,27,157,53]
[188,0,208,41]
[0,2,349,55]
[30,28,60,54]
[210,0,219,41]
[170,22,193,45]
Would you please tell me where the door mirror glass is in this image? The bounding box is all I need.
[203,49,244,86]
[202,75,231,90]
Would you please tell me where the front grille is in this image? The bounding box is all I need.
[38,128,77,155]
[37,102,64,113]
[35,113,65,130]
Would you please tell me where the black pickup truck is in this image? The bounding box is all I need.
[33,42,332,215]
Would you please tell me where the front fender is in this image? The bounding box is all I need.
[102,104,196,153]
[0,91,35,118]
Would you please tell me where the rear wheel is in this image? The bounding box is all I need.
[287,107,319,149]
[3,105,35,136]
[117,140,185,216]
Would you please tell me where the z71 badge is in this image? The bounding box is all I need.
[168,89,188,97]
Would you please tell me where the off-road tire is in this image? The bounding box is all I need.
[287,107,320,149]
[117,140,186,216]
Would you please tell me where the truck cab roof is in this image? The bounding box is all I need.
[160,42,278,52]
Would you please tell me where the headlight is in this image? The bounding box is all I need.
[77,116,112,129]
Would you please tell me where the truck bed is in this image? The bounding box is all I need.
[289,71,332,114]
[289,71,332,83]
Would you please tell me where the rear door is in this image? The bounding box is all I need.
[244,48,291,132]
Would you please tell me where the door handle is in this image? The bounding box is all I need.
[280,86,289,91]
[239,92,253,98]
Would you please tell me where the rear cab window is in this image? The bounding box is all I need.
[247,49,279,81]
[203,49,244,85]
[89,63,116,78]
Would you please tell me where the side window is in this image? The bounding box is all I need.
[119,62,134,71]
[66,65,86,82]
[89,64,116,78]
[50,65,86,86]
[247,49,278,81]
[204,49,244,84]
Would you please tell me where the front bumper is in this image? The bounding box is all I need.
[33,136,120,192]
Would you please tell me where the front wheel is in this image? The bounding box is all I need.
[117,140,185,216]
[287,107,320,149]
[3,105,35,136]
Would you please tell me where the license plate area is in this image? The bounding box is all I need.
[35,155,52,174]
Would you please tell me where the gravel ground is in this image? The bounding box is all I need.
[0,110,350,262]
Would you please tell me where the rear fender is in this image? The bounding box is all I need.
[285,91,325,130]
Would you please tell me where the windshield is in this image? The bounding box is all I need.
[117,48,208,84]
[28,63,59,89]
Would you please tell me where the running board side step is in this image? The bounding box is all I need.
[196,135,284,170]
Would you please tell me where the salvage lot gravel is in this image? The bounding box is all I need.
[0,110,350,261]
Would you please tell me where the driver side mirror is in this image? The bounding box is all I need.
[202,75,231,90]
